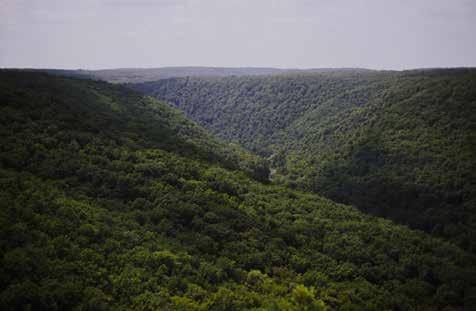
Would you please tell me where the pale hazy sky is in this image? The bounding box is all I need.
[1,0,475,70]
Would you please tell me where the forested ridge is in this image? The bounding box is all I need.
[131,69,476,252]
[1,71,476,309]
[36,67,373,84]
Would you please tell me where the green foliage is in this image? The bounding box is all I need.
[131,69,476,251]
[0,71,475,310]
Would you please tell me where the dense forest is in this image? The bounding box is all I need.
[131,69,476,253]
[2,71,476,309]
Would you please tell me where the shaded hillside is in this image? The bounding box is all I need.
[0,70,269,183]
[130,69,476,251]
[1,71,475,309]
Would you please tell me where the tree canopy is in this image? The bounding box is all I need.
[131,69,476,252]
[1,71,475,310]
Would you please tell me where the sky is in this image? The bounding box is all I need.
[1,0,475,70]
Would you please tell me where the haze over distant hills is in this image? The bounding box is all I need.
[24,67,374,83]
[21,66,473,84]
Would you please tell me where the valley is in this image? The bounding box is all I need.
[0,69,475,310]
[129,69,476,253]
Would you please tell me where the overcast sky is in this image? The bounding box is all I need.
[1,0,475,70]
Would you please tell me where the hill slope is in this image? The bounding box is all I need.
[1,71,475,309]
[130,69,476,251]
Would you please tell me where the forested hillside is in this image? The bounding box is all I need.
[1,71,476,309]
[130,69,476,252]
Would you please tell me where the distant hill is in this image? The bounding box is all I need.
[88,67,292,83]
[2,71,475,309]
[130,68,476,252]
[17,67,374,83]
